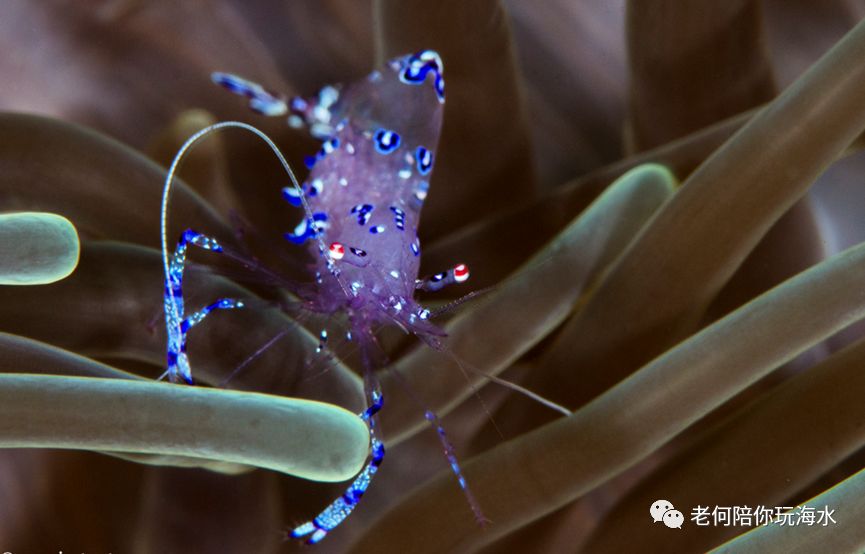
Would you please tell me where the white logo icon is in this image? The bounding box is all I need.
[663,509,684,529]
[650,499,684,529]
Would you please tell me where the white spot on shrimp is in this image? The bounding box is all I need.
[292,219,308,236]
[322,140,338,155]
[288,115,304,128]
[319,85,339,108]
[411,181,429,209]
[312,105,331,123]
[311,123,333,138]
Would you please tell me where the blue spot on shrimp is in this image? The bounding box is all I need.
[162,50,568,545]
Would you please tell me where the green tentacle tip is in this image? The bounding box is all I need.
[620,163,679,192]
[0,212,80,285]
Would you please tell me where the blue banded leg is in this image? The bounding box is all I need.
[315,328,328,354]
[210,72,288,117]
[424,410,487,525]
[290,388,385,544]
[164,229,244,384]
[181,298,245,334]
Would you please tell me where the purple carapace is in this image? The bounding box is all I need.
[161,51,483,545]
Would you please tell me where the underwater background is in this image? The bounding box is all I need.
[4,1,865,552]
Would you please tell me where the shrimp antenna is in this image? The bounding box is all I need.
[160,121,352,331]
[441,348,572,417]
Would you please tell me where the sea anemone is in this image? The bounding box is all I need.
[3,1,865,552]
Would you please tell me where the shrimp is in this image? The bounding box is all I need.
[162,51,482,544]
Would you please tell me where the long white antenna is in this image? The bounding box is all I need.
[160,121,350,329]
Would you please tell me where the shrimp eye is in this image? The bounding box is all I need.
[328,242,345,260]
[453,263,469,283]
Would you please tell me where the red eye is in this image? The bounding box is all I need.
[453,263,469,282]
[328,242,345,259]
